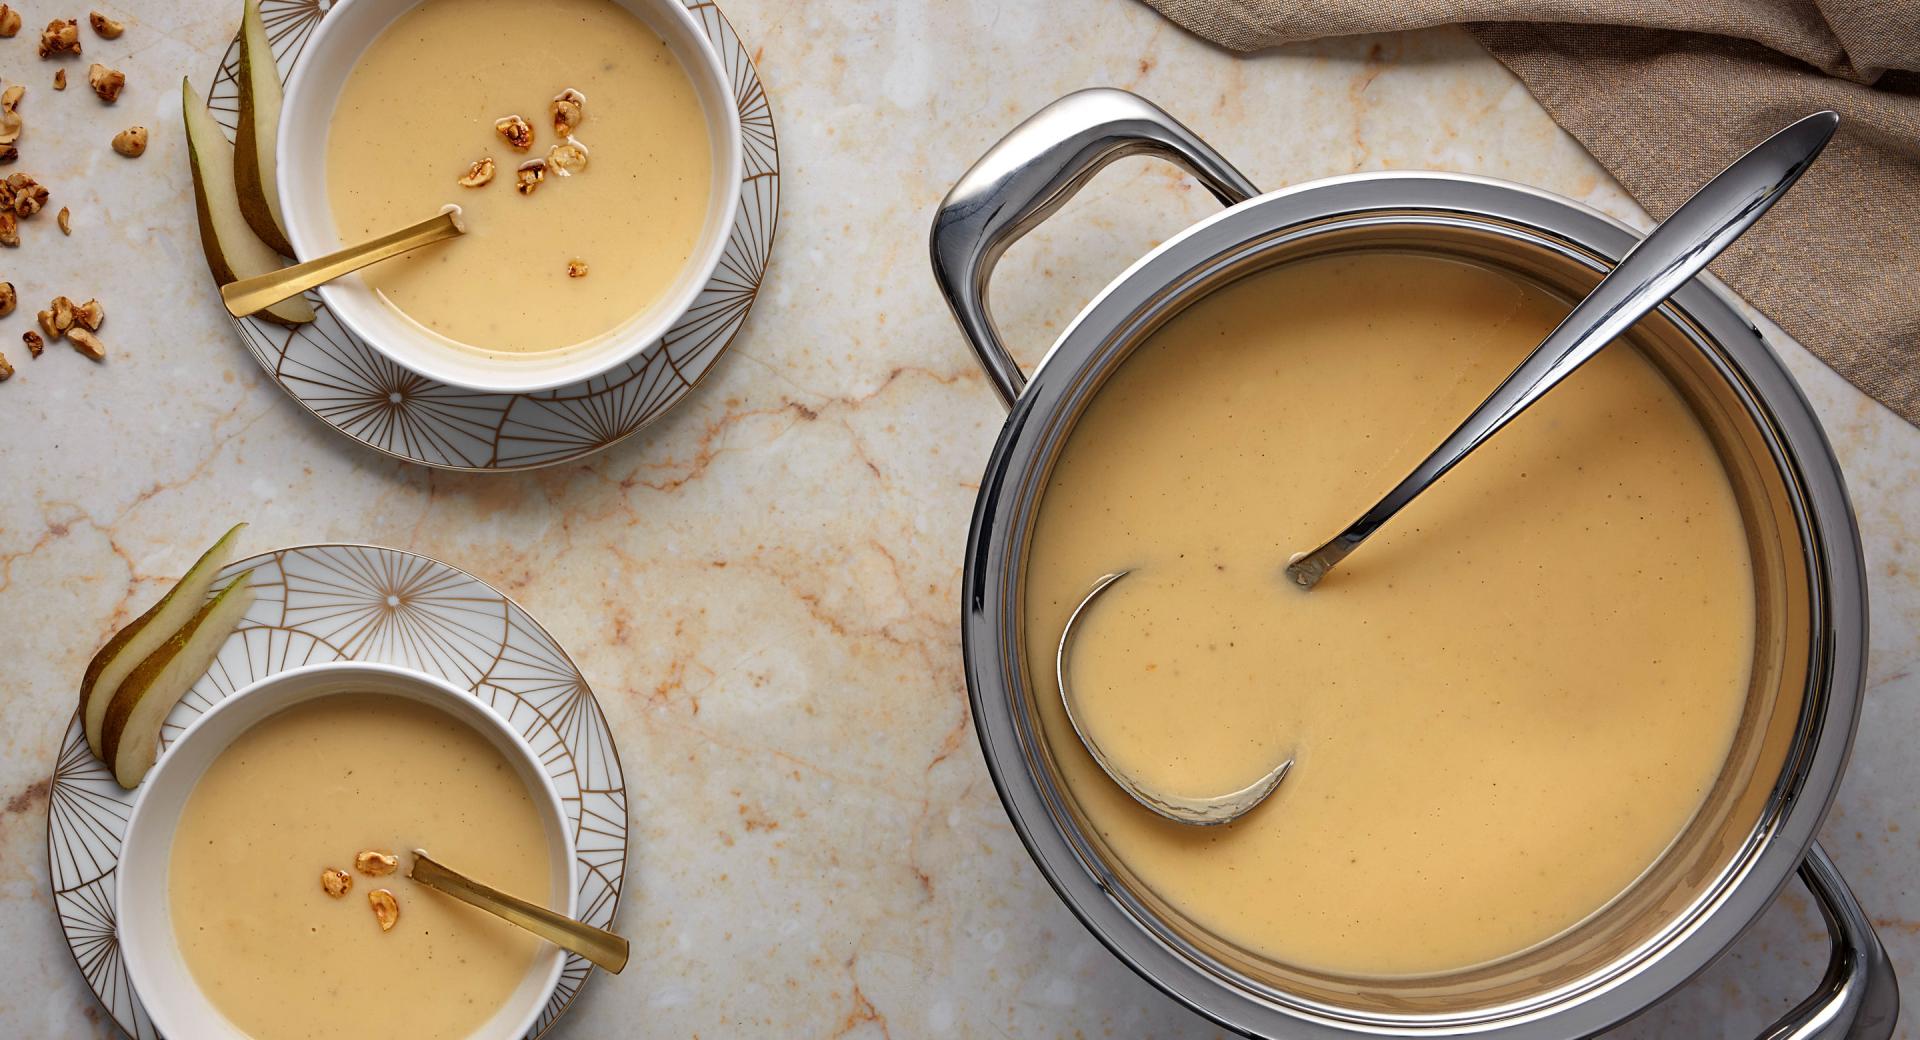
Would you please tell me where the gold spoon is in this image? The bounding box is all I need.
[408,848,629,973]
[219,206,466,319]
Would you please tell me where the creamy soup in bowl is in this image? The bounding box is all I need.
[277,0,742,392]
[118,662,576,1040]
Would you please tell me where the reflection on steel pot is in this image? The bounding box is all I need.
[933,88,1896,1040]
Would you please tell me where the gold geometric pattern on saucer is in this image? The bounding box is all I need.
[205,0,780,471]
[49,545,627,1039]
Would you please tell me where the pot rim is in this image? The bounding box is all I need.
[960,169,1868,1039]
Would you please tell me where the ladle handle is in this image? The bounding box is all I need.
[930,88,1258,409]
[1756,843,1898,1040]
[1286,110,1836,588]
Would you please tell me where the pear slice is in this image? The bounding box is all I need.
[79,523,247,759]
[183,76,314,327]
[101,571,257,790]
[234,0,295,258]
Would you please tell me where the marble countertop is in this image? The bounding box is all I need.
[2,0,1914,1036]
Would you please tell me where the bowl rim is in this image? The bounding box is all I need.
[275,0,745,394]
[117,659,578,1040]
[960,170,1867,1039]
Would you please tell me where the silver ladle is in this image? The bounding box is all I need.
[1059,110,1838,826]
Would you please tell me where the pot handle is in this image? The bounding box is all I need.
[1757,842,1899,1040]
[929,88,1258,409]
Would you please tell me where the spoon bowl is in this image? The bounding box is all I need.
[1055,570,1293,825]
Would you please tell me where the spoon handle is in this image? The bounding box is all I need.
[219,207,465,318]
[409,849,630,974]
[1285,111,1838,590]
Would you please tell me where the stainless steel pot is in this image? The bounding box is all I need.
[933,88,1897,1040]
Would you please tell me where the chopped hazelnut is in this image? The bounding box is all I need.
[48,295,74,333]
[53,68,67,90]
[66,325,105,361]
[7,173,48,217]
[514,157,547,195]
[0,5,19,37]
[0,84,22,146]
[0,281,12,316]
[38,18,81,57]
[547,140,588,177]
[87,64,124,104]
[354,850,398,877]
[0,351,11,381]
[550,88,585,137]
[22,329,42,357]
[87,11,123,38]
[75,298,102,330]
[320,867,352,898]
[456,156,495,188]
[1,84,23,147]
[56,205,69,235]
[566,259,588,278]
[368,889,399,932]
[0,147,14,165]
[111,125,146,157]
[0,211,16,247]
[494,114,533,151]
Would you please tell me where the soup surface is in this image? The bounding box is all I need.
[327,0,713,354]
[171,693,553,1039]
[1024,252,1754,975]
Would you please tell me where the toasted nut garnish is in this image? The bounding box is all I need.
[368,889,399,931]
[0,146,14,165]
[494,114,533,151]
[53,68,67,90]
[75,297,102,330]
[7,172,48,216]
[66,325,104,361]
[0,281,13,316]
[514,157,547,195]
[320,867,352,898]
[0,5,19,37]
[22,329,42,357]
[56,205,69,234]
[550,88,585,137]
[566,259,588,278]
[0,85,22,147]
[457,156,495,188]
[87,64,124,103]
[88,11,123,37]
[111,125,146,157]
[35,310,53,337]
[0,351,12,381]
[48,295,75,332]
[0,212,16,247]
[546,140,588,177]
[38,18,80,57]
[355,850,398,877]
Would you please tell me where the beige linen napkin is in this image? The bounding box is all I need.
[1143,0,1920,424]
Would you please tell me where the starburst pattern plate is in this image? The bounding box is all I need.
[205,0,779,471]
[49,545,628,1038]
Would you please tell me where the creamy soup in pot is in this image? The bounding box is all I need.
[1024,252,1754,976]
[169,693,553,1040]
[327,0,713,354]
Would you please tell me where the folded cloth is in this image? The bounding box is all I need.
[1143,0,1920,425]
